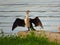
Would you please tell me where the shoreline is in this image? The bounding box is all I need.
[17,30,60,43]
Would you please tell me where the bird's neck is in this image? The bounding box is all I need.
[26,14,29,18]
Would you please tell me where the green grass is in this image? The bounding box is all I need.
[0,31,60,45]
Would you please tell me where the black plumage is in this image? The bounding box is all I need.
[12,17,43,31]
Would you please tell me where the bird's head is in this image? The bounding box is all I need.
[26,10,30,15]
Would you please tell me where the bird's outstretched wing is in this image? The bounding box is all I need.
[30,17,43,28]
[12,18,25,31]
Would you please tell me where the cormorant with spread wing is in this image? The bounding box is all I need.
[12,10,43,31]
